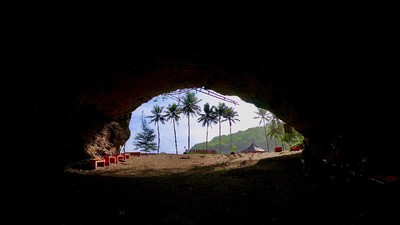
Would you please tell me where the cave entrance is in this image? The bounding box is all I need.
[124,88,303,156]
[75,56,306,164]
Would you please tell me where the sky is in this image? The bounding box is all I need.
[124,89,262,154]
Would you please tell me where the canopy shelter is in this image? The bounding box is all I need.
[240,143,266,153]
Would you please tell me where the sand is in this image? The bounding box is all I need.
[66,151,302,177]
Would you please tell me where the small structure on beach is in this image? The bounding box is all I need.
[240,143,266,153]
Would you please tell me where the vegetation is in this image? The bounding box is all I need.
[180,92,201,150]
[231,144,237,153]
[267,118,283,148]
[197,103,217,150]
[164,103,182,154]
[192,126,303,154]
[133,112,157,153]
[281,128,304,148]
[215,103,228,154]
[254,108,272,151]
[147,105,166,154]
[137,92,303,155]
[223,107,240,151]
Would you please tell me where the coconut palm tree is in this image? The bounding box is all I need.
[215,102,228,154]
[164,103,181,154]
[197,103,217,150]
[223,107,240,152]
[147,105,166,154]
[254,108,272,152]
[267,114,284,149]
[180,91,201,151]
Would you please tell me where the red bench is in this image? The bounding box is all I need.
[129,152,142,157]
[104,156,116,166]
[114,155,124,162]
[89,159,105,169]
[123,153,130,159]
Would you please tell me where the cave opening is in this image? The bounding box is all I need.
[16,38,399,224]
[124,88,303,156]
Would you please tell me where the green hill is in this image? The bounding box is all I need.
[191,126,283,154]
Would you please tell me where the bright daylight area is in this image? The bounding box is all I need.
[123,88,304,154]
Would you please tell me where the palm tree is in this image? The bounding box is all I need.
[215,102,228,154]
[254,108,271,152]
[147,105,166,154]
[223,107,240,152]
[164,103,181,154]
[267,117,284,149]
[197,103,217,150]
[180,91,201,151]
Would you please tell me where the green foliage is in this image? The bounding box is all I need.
[191,126,304,154]
[231,144,237,153]
[180,91,202,150]
[281,129,304,148]
[180,92,202,118]
[133,112,157,153]
[215,102,228,154]
[164,103,182,154]
[197,103,218,150]
[267,120,284,146]
[223,107,240,148]
[147,105,166,154]
[254,107,272,151]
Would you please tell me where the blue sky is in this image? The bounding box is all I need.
[124,90,262,154]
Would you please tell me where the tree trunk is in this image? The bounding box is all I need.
[263,121,270,152]
[173,120,178,154]
[206,125,209,150]
[229,123,232,150]
[187,116,190,151]
[219,119,222,154]
[157,122,160,154]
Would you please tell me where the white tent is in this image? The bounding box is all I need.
[240,143,266,153]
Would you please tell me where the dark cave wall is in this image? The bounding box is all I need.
[9,35,398,176]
